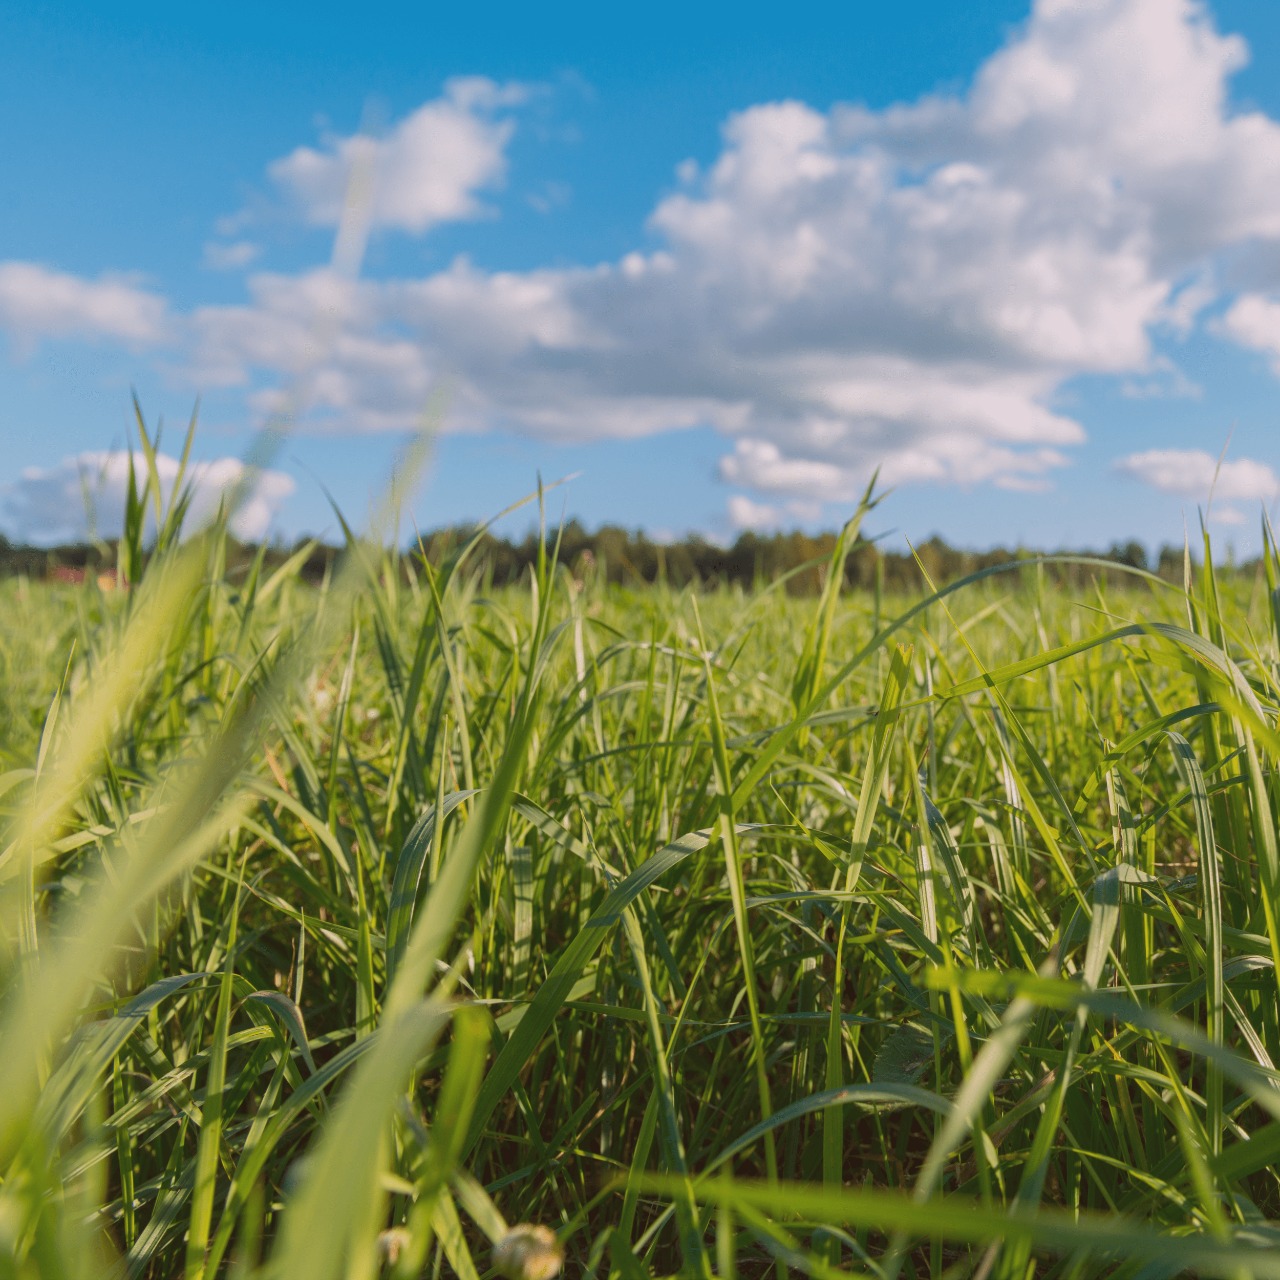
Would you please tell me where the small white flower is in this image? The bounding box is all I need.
[492,1224,563,1280]
[307,676,334,715]
[377,1227,411,1265]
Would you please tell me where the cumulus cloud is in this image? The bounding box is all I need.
[1113,448,1280,527]
[727,494,783,532]
[1218,293,1280,373]
[0,262,169,354]
[171,0,1280,521]
[725,493,826,531]
[0,451,295,546]
[18,1,1280,531]
[268,77,526,234]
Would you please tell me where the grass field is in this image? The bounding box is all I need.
[6,468,1280,1278]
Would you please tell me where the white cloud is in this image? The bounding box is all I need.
[16,1,1280,526]
[0,451,295,546]
[268,78,525,234]
[0,262,169,354]
[174,0,1280,509]
[1218,293,1280,373]
[727,494,783,532]
[726,493,825,531]
[1113,448,1280,518]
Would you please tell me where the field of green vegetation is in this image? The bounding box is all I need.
[7,462,1280,1279]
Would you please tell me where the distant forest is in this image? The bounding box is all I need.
[0,522,1213,594]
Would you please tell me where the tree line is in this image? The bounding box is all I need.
[0,522,1214,594]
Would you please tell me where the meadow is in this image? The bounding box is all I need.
[5,460,1280,1278]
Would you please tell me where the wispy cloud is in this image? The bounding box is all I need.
[1113,446,1280,525]
[1119,355,1203,399]
[203,240,262,272]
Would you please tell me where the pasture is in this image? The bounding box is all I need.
[3,480,1280,1279]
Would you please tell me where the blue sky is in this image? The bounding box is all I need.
[4,0,1280,553]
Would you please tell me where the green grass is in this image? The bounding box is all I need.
[5,472,1280,1278]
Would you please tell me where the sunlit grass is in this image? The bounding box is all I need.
[4,466,1280,1279]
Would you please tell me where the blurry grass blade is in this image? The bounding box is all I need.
[270,999,451,1279]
